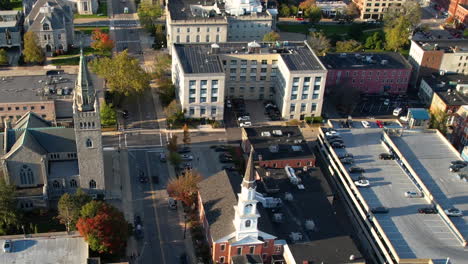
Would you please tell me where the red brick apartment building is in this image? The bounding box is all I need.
[449,0,468,25]
[320,52,412,95]
[451,105,468,151]
[241,126,315,169]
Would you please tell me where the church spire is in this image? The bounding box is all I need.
[75,44,95,112]
[242,149,256,189]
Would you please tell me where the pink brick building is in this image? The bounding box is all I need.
[320,52,412,95]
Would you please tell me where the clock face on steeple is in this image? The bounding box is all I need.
[245,204,253,214]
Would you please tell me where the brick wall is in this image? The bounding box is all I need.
[0,101,56,128]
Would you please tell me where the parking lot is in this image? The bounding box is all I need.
[224,99,283,128]
[350,95,426,118]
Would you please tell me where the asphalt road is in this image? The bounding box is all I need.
[128,148,187,264]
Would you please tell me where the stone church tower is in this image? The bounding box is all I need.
[73,49,105,194]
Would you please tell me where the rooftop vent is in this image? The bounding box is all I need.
[269,145,279,153]
[291,145,303,152]
[289,232,303,241]
[272,130,283,136]
[211,43,220,54]
[381,60,388,65]
[261,131,271,137]
[284,192,293,201]
[273,213,283,223]
[305,220,315,230]
[440,70,445,76]
[248,41,261,54]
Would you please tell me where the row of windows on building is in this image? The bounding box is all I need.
[188,106,217,116]
[176,27,221,33]
[290,77,321,100]
[347,77,409,84]
[0,105,46,111]
[50,153,77,160]
[290,103,318,113]
[228,23,270,29]
[175,34,220,43]
[229,86,274,94]
[43,33,61,41]
[330,70,409,77]
[52,179,96,189]
[217,242,281,263]
[226,59,277,66]
[79,121,96,129]
[188,80,219,104]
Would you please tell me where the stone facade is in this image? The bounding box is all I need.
[68,0,99,15]
[0,11,22,50]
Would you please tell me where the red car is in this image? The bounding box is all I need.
[296,17,304,21]
[376,120,384,128]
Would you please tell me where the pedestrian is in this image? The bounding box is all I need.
[197,157,200,162]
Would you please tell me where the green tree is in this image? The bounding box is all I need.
[463,29,468,38]
[0,178,19,235]
[168,151,182,167]
[383,1,421,51]
[153,53,171,81]
[430,110,449,134]
[307,32,330,55]
[0,0,11,9]
[263,31,280,41]
[167,134,178,153]
[138,2,164,31]
[158,79,176,106]
[57,189,92,232]
[336,39,362,52]
[279,4,291,17]
[77,201,129,254]
[153,24,167,49]
[290,5,298,16]
[182,124,190,146]
[23,31,44,64]
[345,2,359,20]
[100,103,117,127]
[384,16,411,51]
[164,99,183,123]
[365,31,384,50]
[307,6,322,24]
[0,49,8,65]
[90,50,150,96]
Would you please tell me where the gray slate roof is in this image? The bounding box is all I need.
[26,0,72,31]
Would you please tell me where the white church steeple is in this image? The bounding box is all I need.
[233,150,261,241]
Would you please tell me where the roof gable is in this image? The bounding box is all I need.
[13,112,51,130]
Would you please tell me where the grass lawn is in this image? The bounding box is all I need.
[75,26,110,35]
[73,0,108,18]
[9,0,22,10]
[277,24,310,34]
[278,22,384,38]
[51,56,81,66]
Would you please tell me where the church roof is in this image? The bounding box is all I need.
[75,49,95,112]
[242,151,256,189]
[13,112,52,130]
[26,0,72,31]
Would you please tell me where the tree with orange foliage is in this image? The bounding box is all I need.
[167,169,202,207]
[76,201,129,254]
[299,0,316,10]
[91,29,114,53]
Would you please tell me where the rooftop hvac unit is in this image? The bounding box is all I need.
[285,165,301,185]
[269,145,279,153]
[291,145,303,152]
[289,232,303,241]
[305,220,315,230]
[273,213,283,223]
[381,60,388,65]
[261,131,272,137]
[272,130,283,136]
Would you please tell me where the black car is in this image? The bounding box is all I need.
[371,207,389,214]
[222,165,236,171]
[134,215,142,226]
[220,157,233,163]
[331,142,345,148]
[122,110,129,119]
[418,207,438,214]
[338,153,354,159]
[449,163,466,172]
[379,153,395,160]
[139,176,149,183]
[451,160,468,166]
[340,158,354,164]
[349,166,365,173]
[177,147,191,154]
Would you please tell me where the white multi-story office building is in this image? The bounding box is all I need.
[353,0,410,20]
[166,0,276,52]
[171,41,327,120]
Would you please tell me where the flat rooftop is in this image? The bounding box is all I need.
[329,128,467,263]
[422,73,468,91]
[174,42,324,74]
[0,234,88,264]
[414,39,468,53]
[244,126,315,162]
[0,74,76,103]
[168,0,271,21]
[391,131,468,243]
[256,167,364,263]
[320,52,412,70]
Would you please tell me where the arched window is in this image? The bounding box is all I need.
[43,23,49,30]
[70,179,77,188]
[86,138,93,148]
[53,180,60,188]
[245,204,252,214]
[245,220,251,228]
[89,180,96,189]
[20,165,34,185]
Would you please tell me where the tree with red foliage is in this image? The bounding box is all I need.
[76,201,129,254]
[167,169,202,207]
[91,29,114,53]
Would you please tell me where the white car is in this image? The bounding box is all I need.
[400,116,409,122]
[361,121,370,128]
[238,116,250,121]
[240,121,252,127]
[444,208,463,217]
[3,240,11,253]
[404,191,423,198]
[180,154,193,161]
[354,179,370,187]
[325,130,340,137]
[393,107,403,116]
[383,99,390,106]
[124,7,129,13]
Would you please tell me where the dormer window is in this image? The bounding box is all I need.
[43,23,50,30]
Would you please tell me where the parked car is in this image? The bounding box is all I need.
[3,240,11,253]
[383,99,390,106]
[418,207,437,214]
[139,176,148,183]
[340,157,354,164]
[450,160,468,166]
[338,153,354,159]
[159,153,167,162]
[134,224,143,239]
[222,165,236,171]
[449,163,466,172]
[405,191,423,198]
[354,179,370,187]
[379,153,395,160]
[444,208,463,217]
[177,147,191,154]
[181,154,193,161]
[393,107,403,116]
[134,215,142,226]
[400,116,409,122]
[168,198,177,210]
[371,207,389,214]
[331,142,345,148]
[349,166,365,173]
[329,138,344,144]
[325,130,340,137]
[327,135,341,140]
[238,116,251,121]
[361,121,371,128]
[240,121,252,127]
[376,120,384,128]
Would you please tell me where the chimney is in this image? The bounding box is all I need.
[210,43,220,54]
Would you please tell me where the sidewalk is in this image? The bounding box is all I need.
[0,65,78,76]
